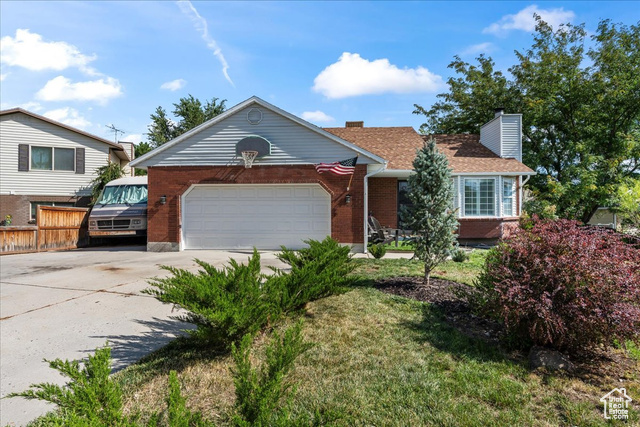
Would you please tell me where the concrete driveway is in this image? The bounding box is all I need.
[0,246,288,426]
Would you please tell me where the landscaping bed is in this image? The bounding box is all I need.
[373,276,503,345]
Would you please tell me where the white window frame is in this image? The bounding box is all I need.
[462,177,497,217]
[501,177,516,217]
[30,146,76,172]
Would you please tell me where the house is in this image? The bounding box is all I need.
[0,108,134,226]
[131,96,534,252]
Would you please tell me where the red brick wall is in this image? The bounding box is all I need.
[0,194,88,226]
[147,165,367,246]
[458,218,519,239]
[368,178,398,228]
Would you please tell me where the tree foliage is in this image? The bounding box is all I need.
[401,137,459,286]
[147,95,226,148]
[414,17,640,223]
[90,162,125,203]
[617,178,640,234]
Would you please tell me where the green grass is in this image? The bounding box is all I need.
[353,249,487,286]
[379,240,415,251]
[113,288,639,426]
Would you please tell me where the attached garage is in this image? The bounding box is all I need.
[182,184,331,250]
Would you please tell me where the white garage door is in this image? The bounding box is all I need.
[183,184,331,250]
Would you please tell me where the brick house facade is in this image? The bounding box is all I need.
[131,97,534,252]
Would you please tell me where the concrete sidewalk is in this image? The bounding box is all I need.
[0,247,287,426]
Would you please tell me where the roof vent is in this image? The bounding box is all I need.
[345,121,363,128]
[247,108,263,125]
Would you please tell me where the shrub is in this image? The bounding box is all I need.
[144,250,279,349]
[272,237,355,312]
[9,345,131,426]
[474,217,640,352]
[145,238,353,350]
[231,321,311,426]
[368,243,387,259]
[451,248,469,262]
[11,345,213,426]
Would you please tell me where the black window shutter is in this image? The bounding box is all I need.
[18,144,29,171]
[75,148,85,174]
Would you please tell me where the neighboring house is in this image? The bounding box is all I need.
[131,96,535,252]
[0,108,134,226]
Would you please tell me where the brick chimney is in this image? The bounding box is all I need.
[345,121,364,128]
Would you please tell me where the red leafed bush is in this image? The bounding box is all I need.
[475,217,640,352]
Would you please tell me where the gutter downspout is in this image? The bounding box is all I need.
[363,162,388,254]
[519,174,532,216]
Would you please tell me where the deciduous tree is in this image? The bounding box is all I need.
[147,95,226,148]
[414,17,640,223]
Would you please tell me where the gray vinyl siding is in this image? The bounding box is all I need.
[479,117,501,157]
[136,104,375,168]
[0,114,111,196]
[480,114,522,161]
[501,115,522,161]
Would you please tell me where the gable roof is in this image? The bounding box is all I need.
[131,96,385,167]
[323,126,535,174]
[0,108,128,159]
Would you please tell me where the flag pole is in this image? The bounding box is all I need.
[347,154,358,191]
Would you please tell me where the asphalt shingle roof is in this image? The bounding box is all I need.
[323,126,534,174]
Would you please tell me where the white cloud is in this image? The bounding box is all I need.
[122,133,143,144]
[460,42,496,56]
[301,110,335,123]
[0,73,7,81]
[313,52,443,99]
[36,76,122,104]
[160,78,187,91]
[43,107,91,130]
[483,5,575,35]
[177,1,234,86]
[19,101,44,112]
[0,29,97,74]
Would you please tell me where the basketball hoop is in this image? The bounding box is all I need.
[241,150,259,168]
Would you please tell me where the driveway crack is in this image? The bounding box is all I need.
[0,281,154,321]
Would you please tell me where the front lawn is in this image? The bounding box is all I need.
[113,286,638,425]
[354,249,486,285]
[24,246,639,425]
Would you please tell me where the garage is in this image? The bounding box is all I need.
[182,184,331,250]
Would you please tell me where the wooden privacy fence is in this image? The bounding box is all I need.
[0,206,90,255]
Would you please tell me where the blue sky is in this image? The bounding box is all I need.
[1,1,638,144]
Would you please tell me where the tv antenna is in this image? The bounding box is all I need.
[106,124,125,143]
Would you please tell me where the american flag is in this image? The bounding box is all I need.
[314,156,358,176]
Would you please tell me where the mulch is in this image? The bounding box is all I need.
[373,276,503,344]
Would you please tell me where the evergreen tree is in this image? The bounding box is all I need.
[401,137,459,286]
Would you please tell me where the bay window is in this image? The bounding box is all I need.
[464,178,495,216]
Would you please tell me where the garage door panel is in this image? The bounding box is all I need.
[183,184,331,250]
